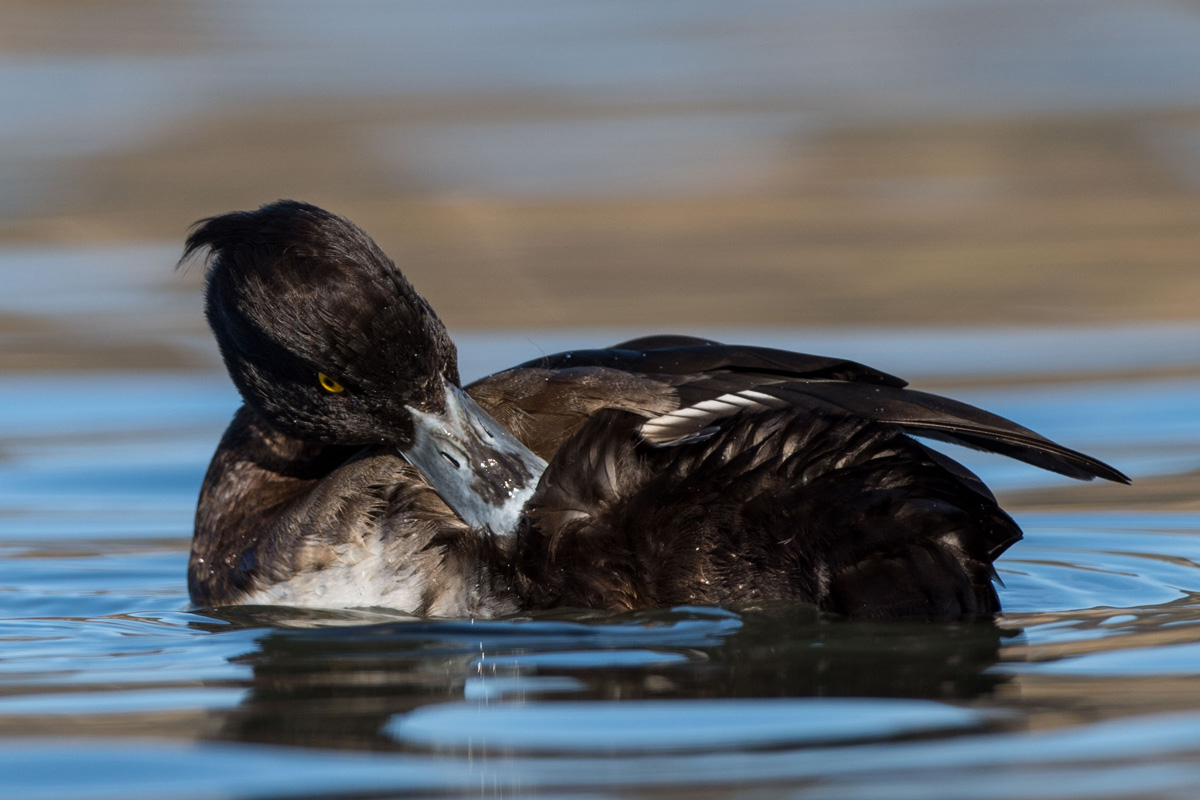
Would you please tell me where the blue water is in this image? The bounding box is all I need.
[1,330,1199,799]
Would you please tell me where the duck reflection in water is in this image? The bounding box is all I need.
[183,200,1127,619]
[196,605,1016,753]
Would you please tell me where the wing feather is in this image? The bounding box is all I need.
[490,341,1128,485]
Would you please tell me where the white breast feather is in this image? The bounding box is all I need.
[242,534,429,612]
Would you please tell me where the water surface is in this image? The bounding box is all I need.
[2,329,1199,799]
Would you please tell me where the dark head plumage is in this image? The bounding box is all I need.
[181,200,460,446]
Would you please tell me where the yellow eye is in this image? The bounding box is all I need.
[318,373,345,394]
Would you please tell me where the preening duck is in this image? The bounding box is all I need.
[184,200,1128,619]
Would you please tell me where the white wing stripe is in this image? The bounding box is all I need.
[641,390,789,444]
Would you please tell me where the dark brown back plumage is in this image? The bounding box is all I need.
[513,408,1019,618]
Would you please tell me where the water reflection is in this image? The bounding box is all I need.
[193,605,1014,752]
[389,697,994,753]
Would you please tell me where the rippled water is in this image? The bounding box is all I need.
[1,331,1198,799]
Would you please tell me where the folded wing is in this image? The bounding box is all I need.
[481,337,1127,485]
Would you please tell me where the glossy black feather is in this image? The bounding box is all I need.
[517,343,908,388]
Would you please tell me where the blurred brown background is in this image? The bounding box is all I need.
[2,0,1200,372]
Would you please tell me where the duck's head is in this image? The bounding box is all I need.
[184,199,545,534]
[186,200,456,447]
